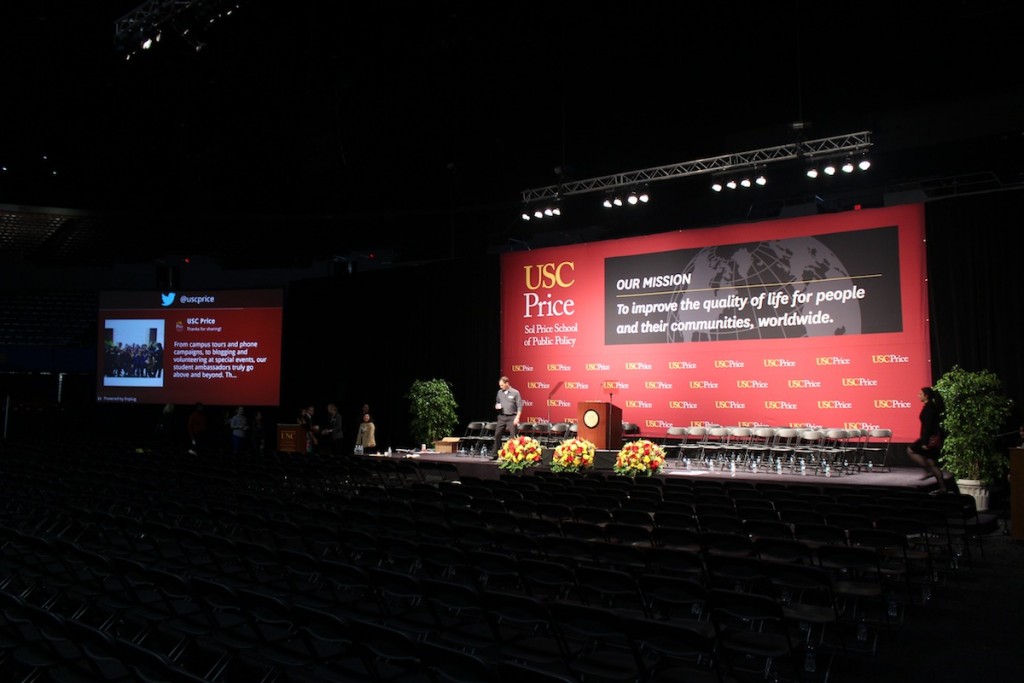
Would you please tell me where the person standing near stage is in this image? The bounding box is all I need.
[299,404,319,454]
[250,410,267,454]
[186,402,208,455]
[229,406,248,455]
[355,412,376,453]
[320,403,345,455]
[906,386,947,493]
[492,375,522,458]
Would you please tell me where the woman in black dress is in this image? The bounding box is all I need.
[906,386,947,493]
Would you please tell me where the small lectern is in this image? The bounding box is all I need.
[277,424,307,453]
[577,401,623,450]
[1011,447,1024,540]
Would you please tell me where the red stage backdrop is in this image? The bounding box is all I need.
[500,204,930,443]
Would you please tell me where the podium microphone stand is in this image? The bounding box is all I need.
[547,381,564,425]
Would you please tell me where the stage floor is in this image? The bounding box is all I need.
[365,450,945,491]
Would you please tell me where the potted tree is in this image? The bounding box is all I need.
[933,365,1014,511]
[406,378,460,449]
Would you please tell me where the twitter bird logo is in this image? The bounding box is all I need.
[161,292,176,307]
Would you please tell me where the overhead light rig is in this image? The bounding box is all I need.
[114,0,241,59]
[519,130,872,218]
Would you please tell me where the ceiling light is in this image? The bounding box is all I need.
[638,190,649,203]
[858,158,872,171]
[823,163,837,176]
[603,197,613,208]
[841,159,854,173]
[755,175,767,186]
[740,178,752,188]
[613,197,623,207]
[627,192,639,205]
[521,212,531,221]
[726,180,737,190]
[712,181,723,192]
[806,167,819,179]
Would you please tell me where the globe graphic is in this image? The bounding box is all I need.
[666,237,860,342]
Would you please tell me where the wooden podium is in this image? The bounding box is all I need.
[276,424,307,453]
[577,401,623,450]
[1011,448,1024,540]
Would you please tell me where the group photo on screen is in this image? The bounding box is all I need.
[102,319,165,387]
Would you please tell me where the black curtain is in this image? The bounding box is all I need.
[282,256,501,451]
[926,189,1024,428]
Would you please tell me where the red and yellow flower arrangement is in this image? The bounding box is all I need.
[550,437,596,474]
[497,435,544,474]
[614,439,666,478]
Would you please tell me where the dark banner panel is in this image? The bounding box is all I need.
[604,225,901,344]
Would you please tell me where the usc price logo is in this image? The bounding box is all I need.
[523,262,575,290]
[871,354,910,364]
[874,399,913,409]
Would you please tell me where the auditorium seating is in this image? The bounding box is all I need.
[0,440,990,682]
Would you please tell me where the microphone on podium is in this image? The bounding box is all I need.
[547,381,564,424]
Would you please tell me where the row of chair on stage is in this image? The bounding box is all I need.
[461,420,896,476]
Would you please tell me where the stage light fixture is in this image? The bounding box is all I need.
[519,130,872,219]
[858,157,871,171]
[841,158,855,173]
[524,198,562,219]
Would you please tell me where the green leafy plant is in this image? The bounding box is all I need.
[934,365,1013,483]
[406,378,460,447]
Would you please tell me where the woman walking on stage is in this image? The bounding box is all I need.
[906,386,947,493]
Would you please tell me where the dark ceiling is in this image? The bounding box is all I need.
[1,1,1023,269]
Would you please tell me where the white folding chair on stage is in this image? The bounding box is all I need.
[745,427,776,472]
[672,426,710,468]
[859,429,893,472]
[819,428,852,477]
[841,428,864,473]
[661,426,688,464]
[721,427,753,472]
[703,427,731,470]
[792,429,825,475]
[768,428,799,474]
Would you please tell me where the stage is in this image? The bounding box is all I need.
[360,448,946,492]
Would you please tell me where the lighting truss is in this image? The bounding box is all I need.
[115,1,199,45]
[115,0,240,56]
[520,131,872,203]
